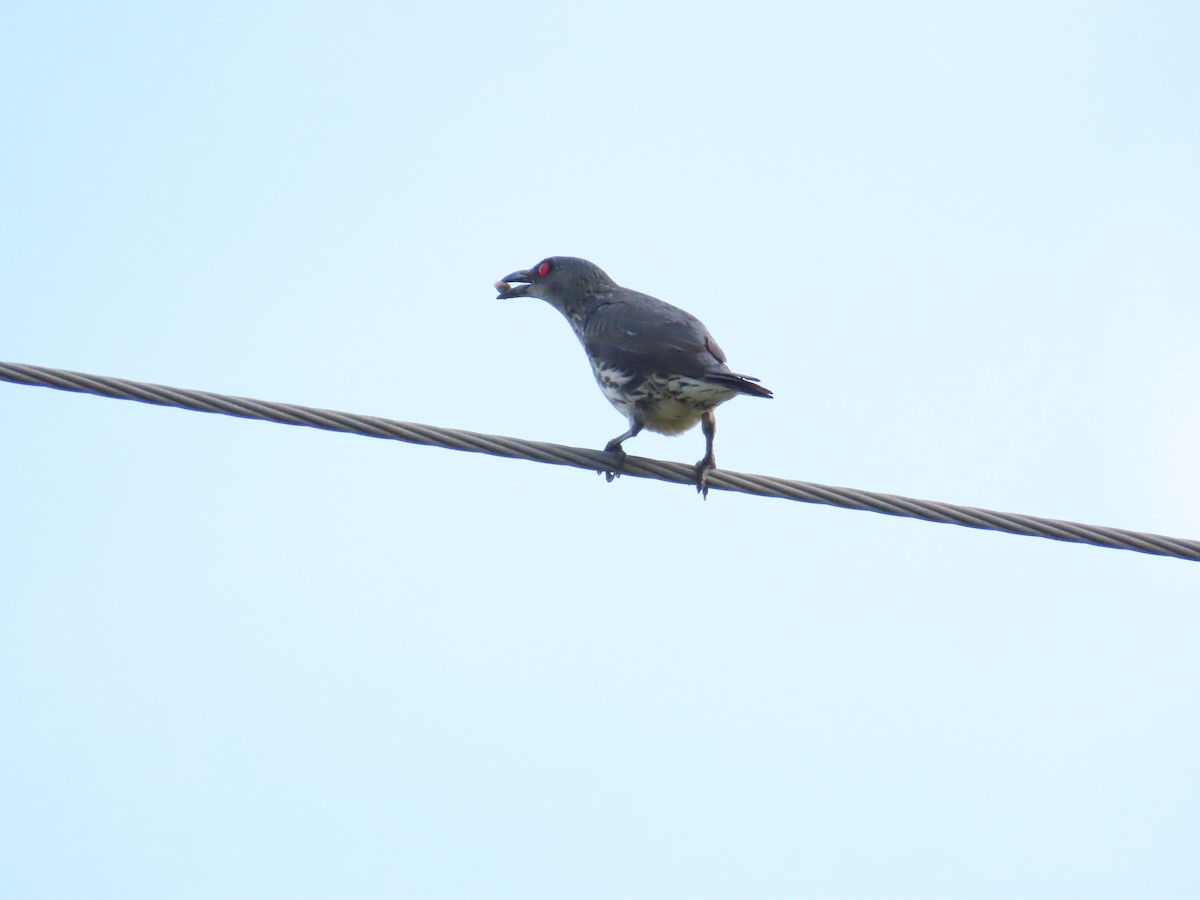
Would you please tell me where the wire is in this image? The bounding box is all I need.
[3,360,1197,562]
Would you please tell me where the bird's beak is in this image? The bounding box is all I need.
[495,269,533,299]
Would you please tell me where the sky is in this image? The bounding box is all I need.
[2,2,1198,898]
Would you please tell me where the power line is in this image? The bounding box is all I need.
[2,360,1197,562]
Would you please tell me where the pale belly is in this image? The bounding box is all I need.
[591,362,737,436]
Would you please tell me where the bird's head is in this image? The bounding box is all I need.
[495,257,616,318]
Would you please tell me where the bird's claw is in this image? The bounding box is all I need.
[602,444,628,483]
[695,455,716,500]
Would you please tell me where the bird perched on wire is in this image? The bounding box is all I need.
[495,256,772,497]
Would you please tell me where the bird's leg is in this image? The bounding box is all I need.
[695,410,718,499]
[602,413,643,482]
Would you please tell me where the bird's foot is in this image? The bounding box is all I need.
[694,453,717,499]
[602,442,628,483]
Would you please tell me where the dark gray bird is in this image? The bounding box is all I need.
[496,256,772,497]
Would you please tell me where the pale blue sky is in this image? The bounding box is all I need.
[2,3,1198,898]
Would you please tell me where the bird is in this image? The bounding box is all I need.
[495,256,772,497]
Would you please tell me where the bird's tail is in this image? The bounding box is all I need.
[706,372,774,399]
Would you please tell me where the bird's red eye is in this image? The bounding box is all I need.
[538,261,551,278]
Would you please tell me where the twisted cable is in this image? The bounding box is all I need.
[3,360,1196,562]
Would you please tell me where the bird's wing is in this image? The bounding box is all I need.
[582,293,729,380]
